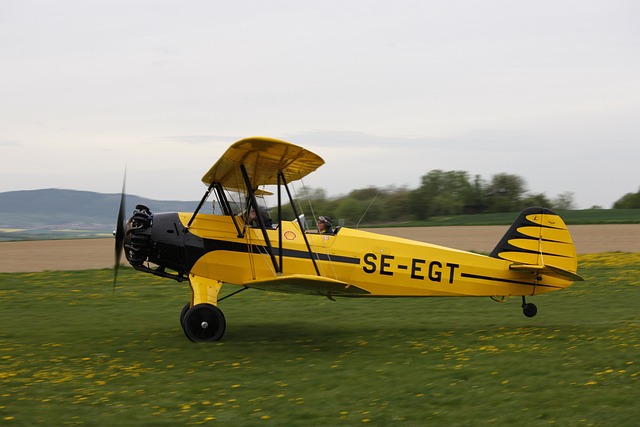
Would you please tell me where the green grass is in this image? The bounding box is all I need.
[1,254,639,426]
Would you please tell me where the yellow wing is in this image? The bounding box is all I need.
[201,137,325,191]
[244,274,370,296]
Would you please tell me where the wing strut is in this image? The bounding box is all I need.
[212,182,244,238]
[279,170,321,276]
[240,164,282,274]
[185,181,216,230]
[277,172,284,271]
[231,160,323,278]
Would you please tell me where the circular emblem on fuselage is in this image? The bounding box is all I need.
[284,230,297,240]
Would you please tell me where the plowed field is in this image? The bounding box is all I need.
[1,225,638,273]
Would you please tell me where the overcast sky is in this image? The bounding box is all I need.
[2,0,639,209]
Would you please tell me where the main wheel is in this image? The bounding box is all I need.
[523,302,538,318]
[183,303,226,342]
[179,302,190,330]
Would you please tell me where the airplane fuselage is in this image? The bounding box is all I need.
[125,211,571,299]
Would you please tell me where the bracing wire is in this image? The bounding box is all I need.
[355,190,380,228]
[298,178,318,225]
[234,167,245,214]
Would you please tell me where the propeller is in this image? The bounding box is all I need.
[113,170,126,291]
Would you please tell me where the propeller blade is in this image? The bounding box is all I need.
[114,170,126,291]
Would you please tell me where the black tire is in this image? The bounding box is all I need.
[180,302,190,329]
[183,303,226,342]
[523,302,538,318]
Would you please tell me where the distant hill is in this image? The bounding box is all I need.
[0,189,202,240]
[2,189,638,242]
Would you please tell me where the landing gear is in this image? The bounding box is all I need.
[179,302,190,329]
[521,296,537,318]
[182,303,226,342]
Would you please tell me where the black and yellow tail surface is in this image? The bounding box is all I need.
[490,206,579,276]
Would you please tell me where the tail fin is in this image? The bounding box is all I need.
[490,207,583,281]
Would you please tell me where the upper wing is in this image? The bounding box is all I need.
[201,137,325,191]
[244,274,370,296]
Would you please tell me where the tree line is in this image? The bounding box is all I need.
[274,170,639,226]
[613,187,640,209]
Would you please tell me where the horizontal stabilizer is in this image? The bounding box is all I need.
[245,274,370,296]
[510,263,584,282]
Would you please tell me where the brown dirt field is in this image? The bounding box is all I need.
[1,224,639,273]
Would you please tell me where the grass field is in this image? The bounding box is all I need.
[1,253,639,426]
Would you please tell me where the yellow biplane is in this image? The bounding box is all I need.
[114,137,584,342]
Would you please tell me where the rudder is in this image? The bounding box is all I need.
[490,207,580,277]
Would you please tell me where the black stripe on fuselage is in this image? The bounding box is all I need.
[460,272,562,289]
[184,236,361,270]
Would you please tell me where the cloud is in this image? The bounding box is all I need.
[1,1,638,211]
[161,135,243,144]
[0,141,21,147]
